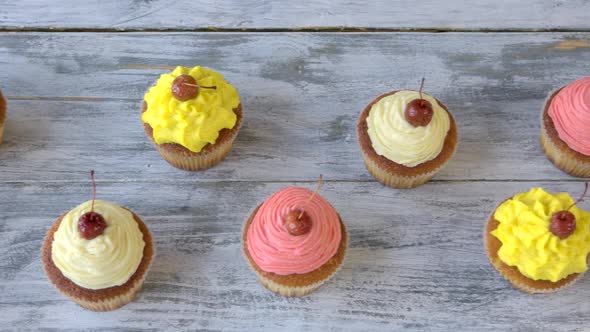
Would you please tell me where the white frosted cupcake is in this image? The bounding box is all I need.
[357,85,458,188]
[41,172,154,311]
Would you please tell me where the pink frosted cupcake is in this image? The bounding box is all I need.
[541,77,590,177]
[242,179,347,297]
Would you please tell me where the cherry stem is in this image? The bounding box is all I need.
[298,175,324,219]
[182,82,217,90]
[418,77,425,100]
[90,170,97,212]
[567,182,589,211]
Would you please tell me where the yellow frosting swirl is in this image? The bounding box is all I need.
[51,200,145,290]
[367,91,450,167]
[492,188,590,282]
[141,66,241,152]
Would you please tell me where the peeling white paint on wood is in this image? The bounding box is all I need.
[1,33,589,183]
[1,0,590,30]
[1,181,589,330]
[1,30,590,331]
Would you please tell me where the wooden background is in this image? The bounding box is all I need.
[1,2,590,331]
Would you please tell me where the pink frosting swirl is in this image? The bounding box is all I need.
[246,187,342,275]
[548,77,590,155]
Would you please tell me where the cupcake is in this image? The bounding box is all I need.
[541,77,590,177]
[141,66,242,171]
[357,81,458,189]
[42,171,154,311]
[242,178,347,296]
[0,88,5,144]
[485,187,590,293]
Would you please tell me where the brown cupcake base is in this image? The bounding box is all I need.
[357,91,458,189]
[242,205,347,297]
[484,205,583,294]
[41,209,154,311]
[142,102,243,171]
[541,88,590,178]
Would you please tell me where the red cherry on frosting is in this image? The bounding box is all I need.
[77,170,107,240]
[404,78,434,127]
[171,75,199,101]
[78,212,107,240]
[171,74,217,101]
[549,210,576,239]
[405,99,433,127]
[282,175,323,236]
[284,210,312,236]
[548,182,588,239]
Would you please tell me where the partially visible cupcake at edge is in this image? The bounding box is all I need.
[141,66,242,171]
[357,80,458,188]
[42,171,155,311]
[541,77,590,177]
[0,88,6,144]
[242,178,347,296]
[485,187,590,293]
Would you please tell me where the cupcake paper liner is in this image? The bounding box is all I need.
[153,126,240,171]
[63,273,148,311]
[252,268,340,297]
[359,146,444,189]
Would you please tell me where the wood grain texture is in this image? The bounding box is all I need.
[1,32,590,182]
[1,30,590,331]
[1,181,590,331]
[1,0,590,30]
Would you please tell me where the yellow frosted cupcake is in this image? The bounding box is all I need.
[485,186,590,293]
[141,66,242,171]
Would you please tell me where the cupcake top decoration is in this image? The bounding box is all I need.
[246,177,342,275]
[141,66,240,153]
[491,187,590,282]
[548,77,590,156]
[404,78,434,127]
[549,182,587,239]
[170,74,217,101]
[366,80,451,167]
[77,170,107,240]
[283,175,323,236]
[51,171,145,290]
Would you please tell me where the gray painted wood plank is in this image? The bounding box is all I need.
[1,180,589,331]
[2,0,590,30]
[1,31,589,331]
[1,32,590,182]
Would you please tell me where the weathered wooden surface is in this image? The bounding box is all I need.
[1,32,590,183]
[1,31,590,331]
[2,0,590,30]
[1,181,590,331]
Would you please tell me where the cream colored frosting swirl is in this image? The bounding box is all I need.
[51,200,145,290]
[367,90,450,167]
